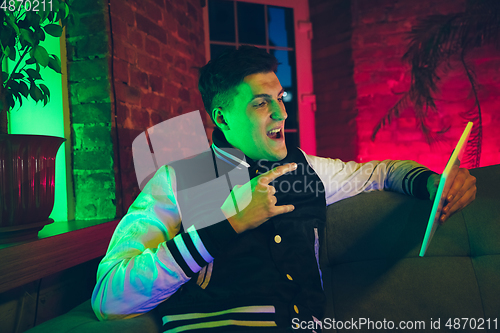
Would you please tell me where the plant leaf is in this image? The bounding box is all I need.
[62,3,70,20]
[38,0,58,23]
[35,26,46,42]
[19,81,29,98]
[29,84,38,101]
[17,18,31,30]
[29,84,43,102]
[51,0,62,16]
[26,57,36,65]
[9,87,22,106]
[26,68,42,80]
[2,45,10,58]
[44,24,63,37]
[20,37,28,50]
[8,80,20,93]
[34,86,43,102]
[6,91,15,109]
[39,83,50,101]
[5,11,20,35]
[34,45,49,67]
[20,29,35,46]
[26,12,41,27]
[10,73,24,80]
[374,0,500,155]
[48,55,62,73]
[53,0,67,24]
[460,55,482,168]
[38,8,50,24]
[8,48,16,61]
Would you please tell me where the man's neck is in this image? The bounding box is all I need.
[211,127,257,167]
[211,127,232,149]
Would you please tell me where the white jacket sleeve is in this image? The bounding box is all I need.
[301,151,436,206]
[91,165,237,320]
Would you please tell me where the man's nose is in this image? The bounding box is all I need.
[271,102,288,121]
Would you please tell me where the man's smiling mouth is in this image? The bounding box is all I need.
[267,127,283,139]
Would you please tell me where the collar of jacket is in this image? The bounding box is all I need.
[211,127,255,169]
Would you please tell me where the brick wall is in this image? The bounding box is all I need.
[310,0,357,161]
[66,0,116,220]
[109,0,206,211]
[352,0,466,172]
[312,0,500,171]
[65,0,207,218]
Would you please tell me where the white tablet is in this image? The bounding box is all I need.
[419,122,473,257]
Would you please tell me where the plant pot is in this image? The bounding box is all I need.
[0,134,66,244]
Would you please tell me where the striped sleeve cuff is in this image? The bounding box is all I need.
[402,167,438,200]
[166,219,238,277]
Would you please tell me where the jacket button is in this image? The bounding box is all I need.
[256,169,259,174]
[274,235,281,243]
[286,274,293,281]
[294,305,299,314]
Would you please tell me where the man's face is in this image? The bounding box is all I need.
[222,72,288,161]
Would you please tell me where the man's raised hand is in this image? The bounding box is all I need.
[222,163,297,234]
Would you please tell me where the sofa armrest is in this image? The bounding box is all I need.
[321,164,500,266]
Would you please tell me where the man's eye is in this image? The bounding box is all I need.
[278,97,284,102]
[255,101,267,108]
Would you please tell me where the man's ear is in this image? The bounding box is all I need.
[212,108,230,130]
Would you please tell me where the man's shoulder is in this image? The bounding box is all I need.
[168,150,217,190]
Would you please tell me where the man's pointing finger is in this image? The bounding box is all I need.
[259,163,297,185]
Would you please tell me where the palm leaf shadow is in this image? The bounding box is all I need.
[372,0,500,167]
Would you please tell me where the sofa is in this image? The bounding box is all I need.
[320,164,500,332]
[26,164,500,332]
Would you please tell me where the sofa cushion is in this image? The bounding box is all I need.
[25,300,161,333]
[462,165,500,256]
[320,165,500,332]
[471,255,500,319]
[322,190,471,265]
[323,256,485,324]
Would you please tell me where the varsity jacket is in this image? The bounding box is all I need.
[91,129,436,331]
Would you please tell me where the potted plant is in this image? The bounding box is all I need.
[0,1,70,243]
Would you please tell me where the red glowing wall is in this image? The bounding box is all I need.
[312,0,500,171]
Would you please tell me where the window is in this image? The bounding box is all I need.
[203,0,316,154]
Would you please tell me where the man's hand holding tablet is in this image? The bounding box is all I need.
[420,122,477,257]
[427,167,477,224]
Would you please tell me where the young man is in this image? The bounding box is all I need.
[92,47,476,332]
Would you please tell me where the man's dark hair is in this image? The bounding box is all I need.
[198,46,279,124]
